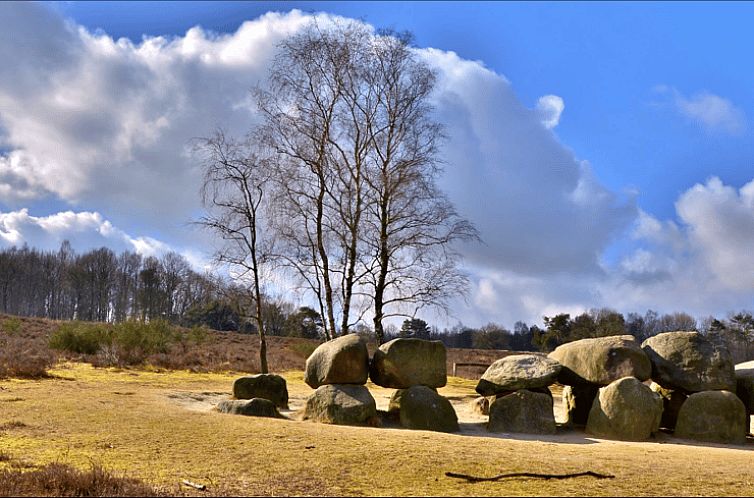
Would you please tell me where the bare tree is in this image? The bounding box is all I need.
[196,129,275,373]
[257,19,375,338]
[255,21,477,343]
[361,31,479,343]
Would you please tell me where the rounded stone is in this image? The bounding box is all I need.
[369,338,447,389]
[392,385,459,433]
[302,384,377,425]
[642,331,736,393]
[674,390,747,445]
[216,398,282,418]
[488,389,557,435]
[304,334,369,388]
[586,377,663,441]
[548,335,651,386]
[233,374,288,409]
[475,354,561,396]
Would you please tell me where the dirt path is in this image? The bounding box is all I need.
[165,382,754,445]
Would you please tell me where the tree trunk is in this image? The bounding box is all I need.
[373,194,390,345]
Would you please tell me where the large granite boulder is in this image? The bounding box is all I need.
[369,338,447,389]
[642,331,736,393]
[548,335,651,386]
[476,354,561,396]
[562,384,599,426]
[674,390,748,444]
[302,384,377,425]
[488,389,557,435]
[304,334,369,388]
[586,377,662,441]
[233,374,288,408]
[216,398,282,418]
[389,385,458,432]
[735,361,754,414]
[650,382,687,431]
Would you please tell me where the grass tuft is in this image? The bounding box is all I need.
[0,462,161,497]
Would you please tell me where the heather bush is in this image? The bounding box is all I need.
[112,320,175,364]
[49,322,111,355]
[1,317,21,335]
[0,462,160,497]
[0,334,55,378]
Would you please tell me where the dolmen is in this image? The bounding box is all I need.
[548,335,662,441]
[642,331,746,444]
[374,338,459,433]
[301,334,377,425]
[475,354,560,435]
[300,335,457,431]
[220,373,290,418]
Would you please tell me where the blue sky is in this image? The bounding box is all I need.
[51,1,754,221]
[2,2,754,327]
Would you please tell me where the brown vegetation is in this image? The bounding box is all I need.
[0,462,160,497]
[0,313,509,379]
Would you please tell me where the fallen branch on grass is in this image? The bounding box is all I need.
[445,470,615,483]
[181,479,207,490]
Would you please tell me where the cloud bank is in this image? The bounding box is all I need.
[1,3,753,326]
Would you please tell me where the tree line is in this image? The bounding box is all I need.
[0,242,219,324]
[397,308,754,362]
[1,241,752,362]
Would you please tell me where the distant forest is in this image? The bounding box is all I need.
[1,243,752,360]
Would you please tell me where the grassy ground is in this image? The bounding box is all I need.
[1,362,753,496]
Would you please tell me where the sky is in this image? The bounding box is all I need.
[1,1,754,328]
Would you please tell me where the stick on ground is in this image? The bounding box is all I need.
[181,479,207,490]
[445,470,615,483]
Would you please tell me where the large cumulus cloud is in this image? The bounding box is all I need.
[3,3,750,327]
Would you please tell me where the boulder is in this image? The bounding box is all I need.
[302,384,377,425]
[586,377,662,441]
[233,374,288,408]
[650,382,687,431]
[562,384,599,426]
[471,396,491,416]
[642,331,736,393]
[216,398,282,418]
[675,390,747,444]
[488,389,557,435]
[370,338,447,388]
[548,335,651,386]
[735,361,754,414]
[475,354,561,396]
[304,334,369,388]
[389,386,458,432]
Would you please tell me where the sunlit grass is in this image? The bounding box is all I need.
[0,361,752,496]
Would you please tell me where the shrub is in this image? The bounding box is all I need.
[1,317,21,335]
[0,462,160,497]
[49,322,111,355]
[0,334,55,378]
[111,320,175,364]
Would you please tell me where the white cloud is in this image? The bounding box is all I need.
[596,177,754,321]
[0,5,640,328]
[676,177,754,289]
[655,86,745,134]
[7,5,754,328]
[424,49,636,276]
[535,94,565,129]
[0,208,169,257]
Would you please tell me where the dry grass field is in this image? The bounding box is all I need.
[1,314,753,496]
[1,360,753,496]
